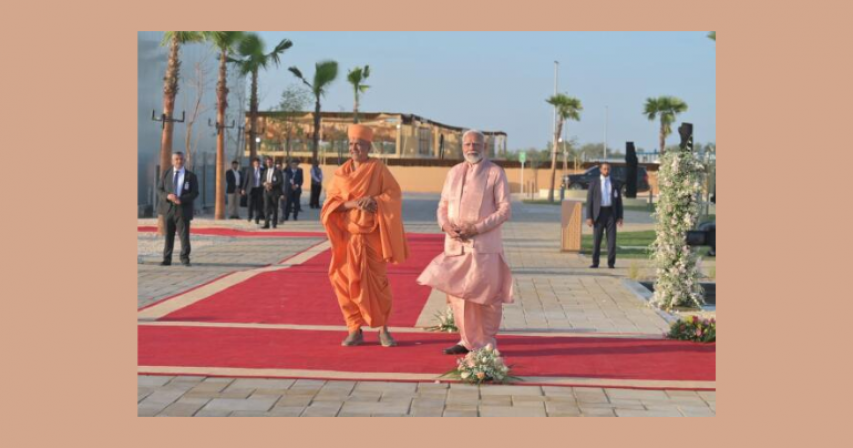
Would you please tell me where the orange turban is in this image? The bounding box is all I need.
[348,124,374,143]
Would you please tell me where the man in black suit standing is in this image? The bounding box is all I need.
[586,162,623,269]
[241,157,265,225]
[275,161,288,224]
[225,160,241,219]
[283,159,304,221]
[261,157,282,229]
[158,152,199,266]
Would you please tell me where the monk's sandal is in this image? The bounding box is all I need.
[342,329,364,346]
[379,329,397,347]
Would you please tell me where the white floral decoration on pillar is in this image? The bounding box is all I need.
[650,146,706,310]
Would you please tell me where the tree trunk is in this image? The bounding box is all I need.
[233,126,242,162]
[157,35,181,235]
[659,119,666,156]
[214,49,229,220]
[312,99,321,164]
[185,122,193,169]
[248,69,259,161]
[353,95,359,124]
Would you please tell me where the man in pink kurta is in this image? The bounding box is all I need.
[418,130,513,355]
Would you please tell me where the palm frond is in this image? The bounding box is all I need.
[267,39,293,66]
[288,66,304,80]
[547,93,582,122]
[313,60,339,96]
[237,32,264,58]
[161,31,206,46]
[289,66,314,91]
[644,97,660,120]
[347,68,362,85]
[206,31,245,51]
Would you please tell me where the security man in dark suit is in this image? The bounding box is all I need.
[283,159,304,221]
[585,162,623,269]
[261,157,283,229]
[275,161,288,224]
[158,152,199,266]
[241,157,265,225]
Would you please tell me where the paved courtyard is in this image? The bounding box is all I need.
[138,193,716,417]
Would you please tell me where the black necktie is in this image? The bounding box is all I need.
[173,170,179,194]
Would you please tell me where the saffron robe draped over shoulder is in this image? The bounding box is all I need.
[321,158,409,331]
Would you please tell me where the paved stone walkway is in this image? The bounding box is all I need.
[138,376,715,417]
[138,193,715,417]
[138,235,322,308]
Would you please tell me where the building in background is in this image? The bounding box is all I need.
[138,31,246,215]
[250,111,507,164]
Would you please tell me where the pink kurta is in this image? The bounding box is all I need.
[417,159,513,305]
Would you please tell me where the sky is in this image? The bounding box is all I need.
[253,31,716,152]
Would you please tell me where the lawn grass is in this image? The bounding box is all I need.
[624,203,656,212]
[523,199,658,213]
[581,230,712,259]
[522,199,564,206]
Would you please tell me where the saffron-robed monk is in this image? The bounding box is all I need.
[321,124,409,347]
[418,130,513,355]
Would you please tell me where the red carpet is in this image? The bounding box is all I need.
[138,226,326,238]
[159,234,444,327]
[138,325,716,382]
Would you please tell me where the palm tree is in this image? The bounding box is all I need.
[206,31,245,220]
[546,94,582,203]
[289,61,339,164]
[708,31,716,41]
[347,65,370,123]
[644,96,689,156]
[229,33,293,161]
[157,32,205,234]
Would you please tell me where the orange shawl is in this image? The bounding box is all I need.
[320,158,409,264]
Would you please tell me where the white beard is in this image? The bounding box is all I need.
[464,152,483,164]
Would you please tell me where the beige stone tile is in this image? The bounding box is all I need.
[480,405,546,417]
[480,385,542,396]
[615,408,682,417]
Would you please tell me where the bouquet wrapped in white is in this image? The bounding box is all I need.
[442,344,520,385]
[426,306,457,333]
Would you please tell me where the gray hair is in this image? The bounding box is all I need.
[462,129,485,143]
[172,152,185,158]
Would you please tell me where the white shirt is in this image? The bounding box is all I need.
[266,168,274,182]
[232,169,241,188]
[253,167,261,187]
[173,167,185,197]
[600,175,611,207]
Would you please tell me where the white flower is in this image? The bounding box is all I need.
[484,344,493,352]
[461,371,471,379]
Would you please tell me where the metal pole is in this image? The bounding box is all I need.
[553,61,559,142]
[604,105,609,161]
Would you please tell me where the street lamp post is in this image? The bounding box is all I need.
[604,105,609,161]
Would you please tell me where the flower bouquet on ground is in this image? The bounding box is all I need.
[426,306,457,333]
[442,344,521,385]
[667,315,716,343]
